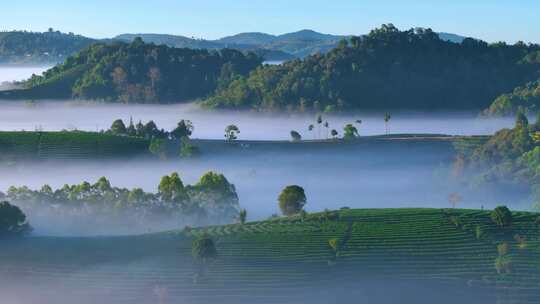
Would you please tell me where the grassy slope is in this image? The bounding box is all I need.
[0,131,150,160]
[0,132,487,161]
[1,208,539,303]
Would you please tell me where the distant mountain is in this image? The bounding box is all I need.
[114,33,222,50]
[0,30,97,65]
[0,29,474,65]
[438,32,468,43]
[217,32,277,46]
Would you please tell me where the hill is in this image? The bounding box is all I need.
[0,29,96,65]
[1,208,539,303]
[0,39,261,102]
[204,24,540,112]
[0,131,150,160]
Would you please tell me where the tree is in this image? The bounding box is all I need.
[158,172,188,203]
[224,125,240,141]
[343,124,359,140]
[149,138,168,160]
[384,113,391,135]
[180,137,200,158]
[491,206,512,227]
[171,120,194,140]
[278,185,307,216]
[238,209,247,224]
[110,119,127,135]
[192,234,218,280]
[331,129,338,139]
[290,130,302,142]
[0,201,31,237]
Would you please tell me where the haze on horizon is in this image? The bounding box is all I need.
[1,0,539,44]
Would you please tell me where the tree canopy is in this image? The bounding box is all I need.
[278,185,307,216]
[204,24,540,112]
[11,39,261,103]
[0,201,31,237]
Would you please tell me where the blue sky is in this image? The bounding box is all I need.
[0,0,538,43]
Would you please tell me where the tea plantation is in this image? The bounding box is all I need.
[0,131,150,160]
[1,208,539,303]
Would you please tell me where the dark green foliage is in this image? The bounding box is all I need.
[205,24,540,111]
[0,30,95,64]
[238,209,247,224]
[12,39,261,102]
[278,185,307,216]
[0,201,31,237]
[149,138,168,159]
[290,130,302,141]
[224,125,240,141]
[485,74,540,116]
[7,172,240,225]
[180,137,200,158]
[171,120,194,140]
[192,234,217,261]
[0,131,149,160]
[110,119,127,135]
[491,206,512,227]
[343,124,359,140]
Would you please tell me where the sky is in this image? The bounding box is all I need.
[0,0,538,43]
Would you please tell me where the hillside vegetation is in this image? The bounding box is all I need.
[0,131,150,160]
[0,29,96,65]
[2,208,540,303]
[0,39,261,102]
[204,24,540,112]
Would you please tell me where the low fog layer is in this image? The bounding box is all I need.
[0,101,519,139]
[1,141,529,236]
[0,66,49,83]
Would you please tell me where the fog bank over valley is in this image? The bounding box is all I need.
[0,101,519,139]
[1,140,530,236]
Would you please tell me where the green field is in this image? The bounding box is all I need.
[0,131,150,160]
[2,208,539,303]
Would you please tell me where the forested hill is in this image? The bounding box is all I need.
[0,29,96,65]
[204,24,540,112]
[0,38,261,102]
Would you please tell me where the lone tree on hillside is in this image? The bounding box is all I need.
[224,125,240,141]
[238,209,247,224]
[290,130,302,142]
[331,129,338,139]
[110,119,127,135]
[384,113,391,135]
[0,201,31,237]
[491,206,512,228]
[278,185,307,216]
[343,124,359,140]
[171,120,194,140]
[192,234,218,281]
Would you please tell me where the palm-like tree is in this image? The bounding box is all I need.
[384,113,391,135]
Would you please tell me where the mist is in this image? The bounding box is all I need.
[0,66,49,83]
[1,138,530,236]
[0,101,520,139]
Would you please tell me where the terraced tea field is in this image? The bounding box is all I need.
[0,131,150,160]
[1,208,539,303]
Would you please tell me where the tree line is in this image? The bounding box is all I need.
[204,24,540,112]
[1,171,241,230]
[18,38,261,102]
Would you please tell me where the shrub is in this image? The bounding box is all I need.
[475,225,483,240]
[192,234,218,263]
[495,256,512,274]
[491,206,512,227]
[278,185,306,216]
[0,201,31,237]
[497,242,510,256]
